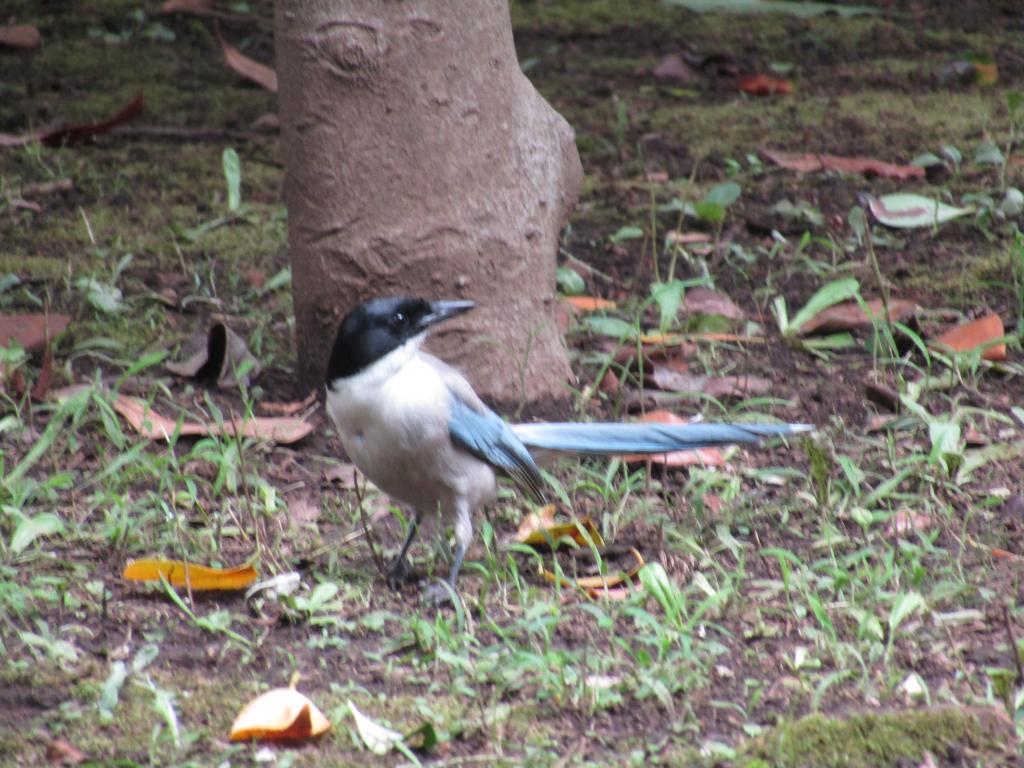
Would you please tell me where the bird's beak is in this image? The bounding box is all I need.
[417,299,475,333]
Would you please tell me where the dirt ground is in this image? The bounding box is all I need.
[2,0,1024,766]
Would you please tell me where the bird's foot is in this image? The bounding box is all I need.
[421,580,459,607]
[386,558,412,592]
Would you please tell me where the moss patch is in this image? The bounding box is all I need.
[741,707,1016,768]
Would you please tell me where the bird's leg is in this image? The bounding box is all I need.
[424,504,472,605]
[387,510,422,591]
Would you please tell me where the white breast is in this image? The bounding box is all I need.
[325,342,497,516]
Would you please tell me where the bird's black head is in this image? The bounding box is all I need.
[326,296,474,383]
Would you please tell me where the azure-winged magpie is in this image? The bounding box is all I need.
[325,296,810,602]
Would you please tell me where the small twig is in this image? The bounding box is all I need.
[560,249,615,284]
[355,469,387,576]
[78,205,96,245]
[1002,604,1023,685]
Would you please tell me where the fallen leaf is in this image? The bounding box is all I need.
[349,701,402,755]
[231,685,330,742]
[113,394,315,444]
[542,547,645,591]
[245,572,302,602]
[653,53,696,83]
[990,547,1020,561]
[964,426,988,446]
[29,344,53,402]
[620,410,725,466]
[45,738,84,765]
[516,504,604,549]
[867,193,973,229]
[595,366,620,398]
[257,390,318,416]
[885,510,932,537]
[798,298,919,335]
[287,496,321,525]
[666,231,711,245]
[761,148,925,180]
[649,367,772,399]
[586,584,633,600]
[864,379,900,412]
[243,268,267,289]
[166,323,262,388]
[931,313,1006,361]
[123,559,258,590]
[0,312,71,352]
[938,59,998,87]
[563,295,616,312]
[640,331,764,346]
[683,287,746,321]
[738,73,792,95]
[0,24,41,49]
[323,461,365,488]
[14,178,74,199]
[160,0,215,15]
[48,92,145,147]
[218,27,278,92]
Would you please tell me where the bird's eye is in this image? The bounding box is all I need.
[390,311,406,329]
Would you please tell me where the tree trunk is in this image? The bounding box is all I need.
[275,0,582,406]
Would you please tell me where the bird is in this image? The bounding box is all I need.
[325,296,811,603]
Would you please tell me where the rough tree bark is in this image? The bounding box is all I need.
[275,0,582,406]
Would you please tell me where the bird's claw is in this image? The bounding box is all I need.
[386,558,411,592]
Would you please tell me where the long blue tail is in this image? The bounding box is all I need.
[510,422,812,456]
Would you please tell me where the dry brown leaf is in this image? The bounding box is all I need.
[640,331,763,346]
[666,231,711,246]
[218,29,278,92]
[41,92,144,147]
[0,312,71,352]
[864,378,900,413]
[243,268,267,289]
[166,323,262,388]
[123,559,258,590]
[29,345,53,402]
[762,148,925,180]
[258,390,318,416]
[563,295,616,312]
[885,510,932,538]
[683,287,746,321]
[230,685,330,742]
[0,24,41,49]
[160,0,215,15]
[620,410,725,467]
[323,461,365,488]
[586,585,633,600]
[15,178,73,199]
[964,426,988,447]
[799,298,919,336]
[738,74,792,95]
[45,738,84,765]
[541,547,645,591]
[113,394,315,444]
[652,53,696,83]
[991,547,1020,561]
[931,313,1006,361]
[866,414,900,432]
[287,496,321,525]
[649,367,772,399]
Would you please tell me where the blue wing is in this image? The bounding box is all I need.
[447,395,546,502]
